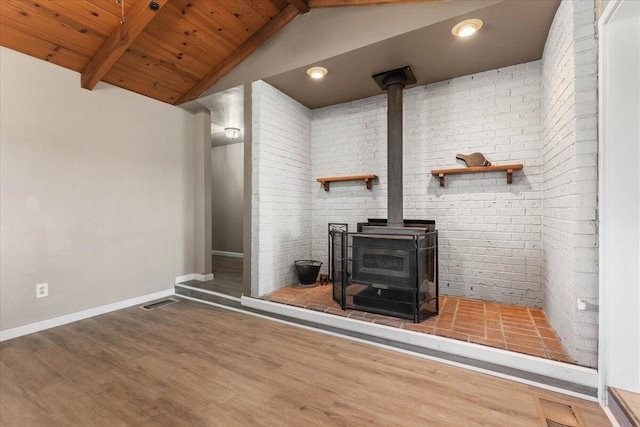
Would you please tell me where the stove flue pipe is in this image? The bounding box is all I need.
[384,72,406,228]
[372,66,417,228]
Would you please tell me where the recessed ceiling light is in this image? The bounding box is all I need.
[306,66,328,79]
[452,19,483,38]
[224,127,240,139]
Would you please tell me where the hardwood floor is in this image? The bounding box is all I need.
[182,255,243,298]
[0,299,610,426]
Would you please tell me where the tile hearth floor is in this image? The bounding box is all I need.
[263,284,573,364]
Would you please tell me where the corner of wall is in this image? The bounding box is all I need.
[251,81,313,296]
[540,0,599,368]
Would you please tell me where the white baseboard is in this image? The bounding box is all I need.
[0,288,175,342]
[174,273,214,284]
[211,250,243,258]
[241,297,599,396]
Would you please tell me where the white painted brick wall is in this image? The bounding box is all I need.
[251,0,598,368]
[312,96,388,275]
[312,62,544,308]
[252,81,313,296]
[541,0,599,368]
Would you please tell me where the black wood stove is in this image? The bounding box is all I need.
[331,219,438,322]
[329,67,439,322]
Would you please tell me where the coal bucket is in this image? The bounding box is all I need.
[294,260,322,287]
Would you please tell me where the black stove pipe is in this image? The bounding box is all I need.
[372,66,416,228]
[384,71,407,228]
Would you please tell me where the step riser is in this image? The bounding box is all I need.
[174,286,242,309]
[608,388,640,427]
[175,289,598,402]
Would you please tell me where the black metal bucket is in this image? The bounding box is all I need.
[294,260,322,287]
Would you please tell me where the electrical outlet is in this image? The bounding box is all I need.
[577,299,586,311]
[36,283,48,298]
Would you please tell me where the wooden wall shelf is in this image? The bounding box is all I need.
[431,164,523,187]
[316,174,378,191]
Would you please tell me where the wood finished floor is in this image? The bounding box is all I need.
[182,255,243,298]
[0,298,609,426]
[264,284,573,364]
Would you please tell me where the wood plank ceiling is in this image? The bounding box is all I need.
[0,0,437,105]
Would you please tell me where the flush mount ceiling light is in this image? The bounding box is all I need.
[224,127,241,139]
[452,19,483,37]
[306,66,328,79]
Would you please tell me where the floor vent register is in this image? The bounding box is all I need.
[535,397,585,427]
[140,298,179,311]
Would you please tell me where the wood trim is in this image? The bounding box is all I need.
[81,0,169,90]
[289,0,310,14]
[308,0,441,8]
[175,4,300,105]
[266,0,290,11]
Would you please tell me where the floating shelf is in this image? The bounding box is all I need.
[316,174,378,191]
[431,164,523,187]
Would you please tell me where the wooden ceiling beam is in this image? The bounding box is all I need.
[176,4,300,105]
[266,0,291,11]
[289,0,310,14]
[308,0,439,7]
[81,0,168,90]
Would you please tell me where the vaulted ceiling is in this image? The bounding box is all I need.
[0,0,441,105]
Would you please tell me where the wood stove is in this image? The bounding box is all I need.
[331,219,438,322]
[329,66,439,322]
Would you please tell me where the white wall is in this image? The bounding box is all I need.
[211,142,244,254]
[312,62,544,308]
[251,81,312,296]
[599,0,640,394]
[541,0,599,368]
[312,96,387,256]
[0,47,195,331]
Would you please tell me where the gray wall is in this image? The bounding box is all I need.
[211,143,244,254]
[0,47,195,331]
